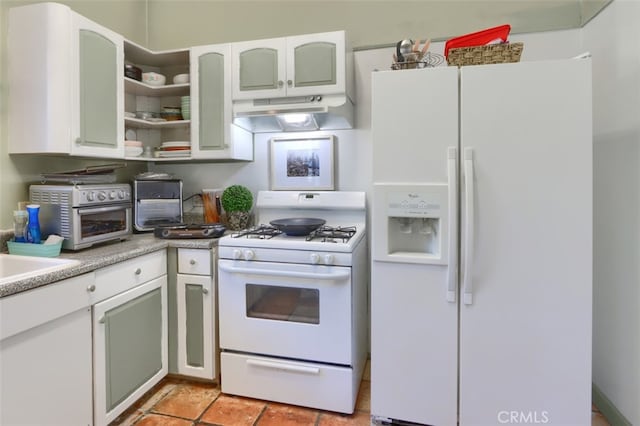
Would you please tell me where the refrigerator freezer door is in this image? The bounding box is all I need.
[370,261,458,426]
[371,67,460,426]
[458,59,592,425]
[371,67,458,183]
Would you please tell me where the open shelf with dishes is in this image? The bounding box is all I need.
[125,77,189,97]
[124,40,192,161]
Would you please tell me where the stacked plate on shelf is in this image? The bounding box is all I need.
[125,140,143,157]
[158,141,191,158]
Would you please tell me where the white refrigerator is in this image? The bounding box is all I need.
[370,58,592,426]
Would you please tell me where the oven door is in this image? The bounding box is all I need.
[71,204,132,249]
[218,258,352,365]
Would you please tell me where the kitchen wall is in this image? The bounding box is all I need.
[583,0,640,424]
[0,1,636,423]
[145,0,608,51]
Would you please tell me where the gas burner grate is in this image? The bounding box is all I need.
[306,226,357,243]
[232,225,282,239]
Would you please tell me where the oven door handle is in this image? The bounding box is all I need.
[218,263,350,281]
[76,205,130,215]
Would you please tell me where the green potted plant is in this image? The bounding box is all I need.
[220,184,253,230]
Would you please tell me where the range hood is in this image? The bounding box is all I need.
[232,93,354,133]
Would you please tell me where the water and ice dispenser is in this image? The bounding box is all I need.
[373,184,450,265]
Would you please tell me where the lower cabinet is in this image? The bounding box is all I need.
[92,251,168,426]
[0,274,94,426]
[0,249,171,426]
[175,248,217,380]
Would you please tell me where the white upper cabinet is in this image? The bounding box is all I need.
[8,2,124,158]
[7,3,345,159]
[232,31,346,100]
[190,43,253,161]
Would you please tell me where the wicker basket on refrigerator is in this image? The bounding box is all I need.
[446,42,524,67]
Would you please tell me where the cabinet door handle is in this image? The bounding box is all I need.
[135,268,142,275]
[278,80,284,88]
[190,259,196,265]
[87,284,96,292]
[287,79,293,87]
[202,288,209,295]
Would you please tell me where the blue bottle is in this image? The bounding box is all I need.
[26,204,41,244]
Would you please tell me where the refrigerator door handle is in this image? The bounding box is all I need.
[463,147,475,305]
[446,146,458,303]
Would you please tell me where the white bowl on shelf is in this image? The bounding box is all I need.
[173,73,190,84]
[125,146,144,157]
[142,72,166,86]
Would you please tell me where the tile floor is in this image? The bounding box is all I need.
[111,361,610,426]
[110,362,371,426]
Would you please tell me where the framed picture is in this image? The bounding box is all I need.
[270,136,335,190]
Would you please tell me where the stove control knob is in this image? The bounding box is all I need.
[310,253,320,264]
[97,192,107,201]
[109,191,116,200]
[323,254,334,265]
[86,191,95,202]
[244,250,255,260]
[232,249,242,260]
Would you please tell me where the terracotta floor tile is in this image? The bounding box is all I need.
[139,380,182,413]
[317,411,371,426]
[152,382,220,420]
[135,413,194,426]
[200,394,265,426]
[112,408,145,426]
[256,402,319,426]
[591,412,611,426]
[355,380,370,413]
[111,380,182,426]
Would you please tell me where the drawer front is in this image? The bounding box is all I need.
[0,273,94,340]
[178,248,212,276]
[93,250,167,303]
[221,352,356,414]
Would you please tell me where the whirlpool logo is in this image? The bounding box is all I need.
[497,410,550,424]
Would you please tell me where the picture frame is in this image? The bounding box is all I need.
[269,135,335,191]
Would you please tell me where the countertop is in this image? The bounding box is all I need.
[0,234,221,298]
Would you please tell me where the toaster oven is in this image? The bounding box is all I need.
[29,184,132,251]
[133,179,183,231]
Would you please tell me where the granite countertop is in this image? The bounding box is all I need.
[0,233,222,298]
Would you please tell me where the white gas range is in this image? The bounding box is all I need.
[217,191,368,414]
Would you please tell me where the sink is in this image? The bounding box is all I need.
[0,254,81,286]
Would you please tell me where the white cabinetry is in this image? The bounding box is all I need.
[92,251,168,426]
[231,31,346,100]
[190,44,253,161]
[8,2,124,158]
[175,248,217,380]
[123,41,191,160]
[0,273,95,426]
